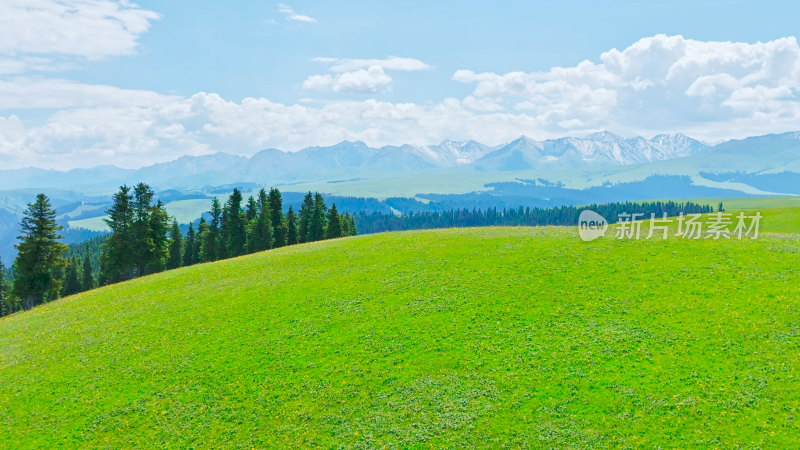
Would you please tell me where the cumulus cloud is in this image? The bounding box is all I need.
[277,3,317,23]
[454,34,800,136]
[303,56,431,94]
[303,66,393,94]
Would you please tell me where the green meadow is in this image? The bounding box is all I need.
[1,210,799,447]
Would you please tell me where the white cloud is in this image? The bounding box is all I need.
[3,35,800,169]
[277,3,317,23]
[303,56,431,94]
[454,34,800,136]
[303,66,393,94]
[0,91,547,169]
[0,77,176,109]
[311,56,432,73]
[0,0,159,63]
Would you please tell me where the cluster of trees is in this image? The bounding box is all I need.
[164,188,357,271]
[101,185,355,282]
[0,186,356,316]
[354,201,714,234]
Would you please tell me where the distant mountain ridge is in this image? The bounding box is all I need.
[1,131,798,192]
[473,132,707,171]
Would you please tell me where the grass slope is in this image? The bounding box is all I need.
[1,226,799,447]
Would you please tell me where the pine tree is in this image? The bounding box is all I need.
[204,199,222,262]
[131,183,155,276]
[308,193,328,242]
[286,206,298,245]
[0,257,12,316]
[81,254,94,291]
[298,192,314,243]
[222,189,246,257]
[246,196,258,221]
[326,203,342,239]
[248,191,273,253]
[277,216,289,248]
[197,218,210,262]
[192,224,202,263]
[341,213,357,236]
[12,194,68,310]
[62,256,81,297]
[101,185,135,283]
[146,200,170,274]
[167,220,183,270]
[269,188,286,247]
[0,258,5,315]
[183,223,196,267]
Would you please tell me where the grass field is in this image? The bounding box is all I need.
[2,216,799,447]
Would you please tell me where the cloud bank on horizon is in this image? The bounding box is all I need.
[0,0,799,169]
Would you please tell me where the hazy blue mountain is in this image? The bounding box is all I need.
[365,144,438,171]
[135,152,247,184]
[0,131,728,192]
[692,131,800,173]
[472,136,545,171]
[298,140,376,167]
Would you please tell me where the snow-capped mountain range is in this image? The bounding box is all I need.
[3,131,799,192]
[223,131,710,177]
[471,132,707,171]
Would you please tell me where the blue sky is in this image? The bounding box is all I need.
[1,0,799,169]
[72,0,800,102]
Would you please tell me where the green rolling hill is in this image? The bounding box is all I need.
[1,220,799,447]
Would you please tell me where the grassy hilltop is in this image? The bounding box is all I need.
[1,217,799,446]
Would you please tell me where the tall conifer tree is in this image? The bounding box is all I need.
[183,223,196,266]
[248,191,273,252]
[12,194,67,309]
[223,189,246,257]
[268,188,286,247]
[204,199,222,261]
[131,183,155,275]
[167,220,183,270]
[246,196,258,221]
[286,206,298,245]
[308,193,328,242]
[101,185,135,283]
[62,257,81,296]
[298,192,314,243]
[0,257,13,316]
[81,254,94,291]
[326,203,342,239]
[146,200,170,275]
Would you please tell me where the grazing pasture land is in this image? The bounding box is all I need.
[1,224,798,447]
